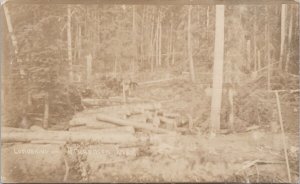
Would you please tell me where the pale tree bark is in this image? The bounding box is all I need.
[188,5,195,82]
[253,7,257,71]
[167,26,171,68]
[132,6,137,74]
[257,50,261,70]
[43,92,49,129]
[141,6,146,64]
[167,19,173,68]
[206,5,210,62]
[158,11,162,67]
[3,3,28,123]
[3,4,25,76]
[78,25,82,59]
[73,24,78,61]
[86,54,92,83]
[150,9,155,72]
[279,4,287,70]
[266,14,271,93]
[155,10,159,67]
[114,54,118,77]
[210,5,225,134]
[246,40,251,70]
[171,13,175,65]
[67,5,73,82]
[171,41,175,65]
[285,5,294,72]
[3,5,18,56]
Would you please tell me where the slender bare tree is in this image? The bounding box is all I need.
[188,5,195,82]
[210,5,225,133]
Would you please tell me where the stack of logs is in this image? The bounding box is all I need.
[2,102,194,182]
[2,102,193,145]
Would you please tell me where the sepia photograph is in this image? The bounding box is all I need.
[1,0,299,183]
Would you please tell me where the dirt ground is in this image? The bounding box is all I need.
[2,78,299,183]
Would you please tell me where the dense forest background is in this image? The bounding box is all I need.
[1,4,299,128]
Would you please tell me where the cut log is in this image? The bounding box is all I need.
[86,121,118,129]
[30,140,66,144]
[96,114,173,134]
[69,115,118,129]
[159,116,177,130]
[109,96,143,103]
[2,127,30,132]
[68,126,135,134]
[139,78,176,85]
[30,125,45,131]
[159,116,175,125]
[82,98,110,107]
[2,130,138,144]
[162,112,180,119]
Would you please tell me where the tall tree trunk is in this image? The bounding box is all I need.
[279,4,287,70]
[86,54,92,84]
[188,5,195,82]
[78,25,82,59]
[171,13,175,66]
[73,24,78,62]
[43,92,49,129]
[167,25,171,68]
[257,50,261,70]
[210,5,225,134]
[285,5,294,72]
[150,9,155,72]
[67,5,73,82]
[167,20,173,68]
[246,40,251,70]
[3,4,25,76]
[114,54,118,77]
[206,5,210,62]
[267,17,271,92]
[158,11,162,67]
[140,6,146,64]
[155,10,159,67]
[3,4,28,122]
[172,40,175,65]
[132,6,137,75]
[3,5,18,56]
[253,7,257,71]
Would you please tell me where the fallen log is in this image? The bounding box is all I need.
[82,98,110,107]
[109,96,144,103]
[159,116,177,130]
[30,125,45,131]
[2,130,138,144]
[86,121,118,129]
[96,114,173,134]
[139,78,176,85]
[159,117,175,125]
[2,127,30,132]
[69,126,135,134]
[69,116,118,129]
[162,112,180,119]
[30,140,66,144]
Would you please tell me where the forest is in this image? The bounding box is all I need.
[1,0,299,183]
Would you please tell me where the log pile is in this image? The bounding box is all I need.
[2,102,193,145]
[1,102,195,182]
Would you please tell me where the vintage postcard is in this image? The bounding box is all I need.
[1,0,299,183]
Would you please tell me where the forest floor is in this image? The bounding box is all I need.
[2,75,299,183]
[78,78,299,182]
